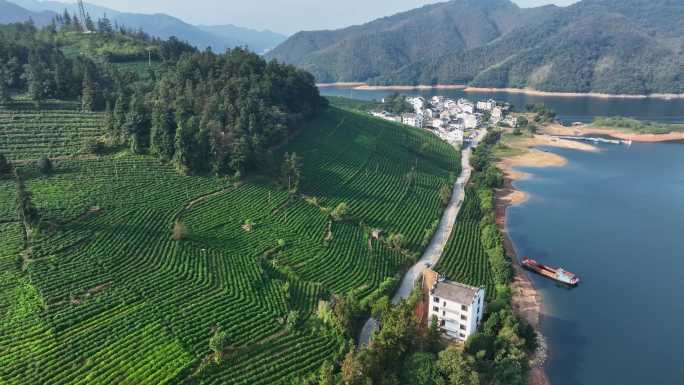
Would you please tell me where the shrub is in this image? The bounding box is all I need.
[37,156,54,175]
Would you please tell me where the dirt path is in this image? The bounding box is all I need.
[358,130,485,346]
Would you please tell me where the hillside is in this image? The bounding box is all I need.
[0,0,54,26]
[6,0,287,52]
[268,0,684,95]
[0,106,461,384]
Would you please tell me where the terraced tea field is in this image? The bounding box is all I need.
[434,188,496,298]
[0,106,460,384]
[0,101,106,161]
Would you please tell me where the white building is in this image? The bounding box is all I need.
[429,278,485,341]
[458,113,480,129]
[491,106,504,123]
[402,113,424,128]
[476,99,497,112]
[457,99,475,114]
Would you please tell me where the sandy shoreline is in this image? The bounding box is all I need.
[542,123,684,143]
[317,82,684,100]
[317,82,467,91]
[494,135,597,385]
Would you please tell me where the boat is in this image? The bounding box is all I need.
[521,257,580,286]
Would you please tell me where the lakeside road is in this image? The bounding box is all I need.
[358,130,484,346]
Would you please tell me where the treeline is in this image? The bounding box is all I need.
[0,22,326,177]
[470,130,513,286]
[104,48,326,175]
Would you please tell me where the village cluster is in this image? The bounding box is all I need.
[371,96,514,146]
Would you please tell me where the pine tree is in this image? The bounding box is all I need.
[112,95,127,143]
[174,117,197,174]
[23,53,45,106]
[81,69,95,112]
[151,101,176,161]
[0,67,9,104]
[126,93,149,154]
[15,171,40,242]
[0,153,12,178]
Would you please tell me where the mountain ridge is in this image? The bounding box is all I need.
[4,0,286,53]
[268,0,684,95]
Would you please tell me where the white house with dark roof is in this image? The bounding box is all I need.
[428,278,485,341]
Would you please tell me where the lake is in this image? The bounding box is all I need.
[509,142,684,385]
[319,86,684,124]
[321,86,684,385]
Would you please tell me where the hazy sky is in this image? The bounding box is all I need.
[85,0,579,35]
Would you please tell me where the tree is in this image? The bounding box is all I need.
[286,310,300,332]
[125,92,150,154]
[208,327,229,364]
[37,156,53,175]
[81,69,95,112]
[151,102,176,161]
[436,347,480,385]
[113,95,127,142]
[340,347,365,385]
[439,184,452,206]
[402,353,438,385]
[331,202,349,222]
[0,153,12,178]
[319,361,335,385]
[281,152,302,193]
[15,171,40,242]
[515,116,528,128]
[172,221,187,241]
[0,67,9,104]
[23,53,45,106]
[388,233,407,250]
[174,117,197,174]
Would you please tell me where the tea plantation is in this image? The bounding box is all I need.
[0,106,461,384]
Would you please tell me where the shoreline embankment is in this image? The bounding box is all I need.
[542,123,684,143]
[317,83,684,100]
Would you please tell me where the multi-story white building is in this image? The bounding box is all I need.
[402,113,424,128]
[428,278,485,341]
[476,99,497,112]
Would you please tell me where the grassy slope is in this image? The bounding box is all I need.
[0,106,460,384]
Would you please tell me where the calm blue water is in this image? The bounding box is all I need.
[329,86,684,383]
[508,142,684,385]
[320,86,684,124]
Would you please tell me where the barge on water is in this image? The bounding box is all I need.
[521,257,580,286]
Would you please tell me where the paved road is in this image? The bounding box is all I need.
[358,132,483,345]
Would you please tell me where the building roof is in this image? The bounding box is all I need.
[432,279,481,305]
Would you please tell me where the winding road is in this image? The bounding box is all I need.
[358,131,484,346]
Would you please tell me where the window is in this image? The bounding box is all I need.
[433,306,439,312]
[433,297,440,303]
[460,324,466,331]
[443,311,446,316]
[461,315,467,321]
[443,301,447,307]
[459,333,466,339]
[461,305,467,311]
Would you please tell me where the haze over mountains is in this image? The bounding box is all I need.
[2,0,287,53]
[268,0,684,95]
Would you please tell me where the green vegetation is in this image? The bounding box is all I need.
[0,105,460,384]
[325,96,382,112]
[270,0,684,94]
[380,93,413,114]
[592,117,684,134]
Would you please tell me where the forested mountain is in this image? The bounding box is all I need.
[6,0,287,53]
[0,0,55,26]
[268,0,684,95]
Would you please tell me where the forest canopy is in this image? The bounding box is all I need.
[0,17,326,176]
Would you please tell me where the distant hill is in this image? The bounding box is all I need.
[6,0,287,53]
[0,0,55,26]
[268,0,684,95]
[198,25,286,54]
